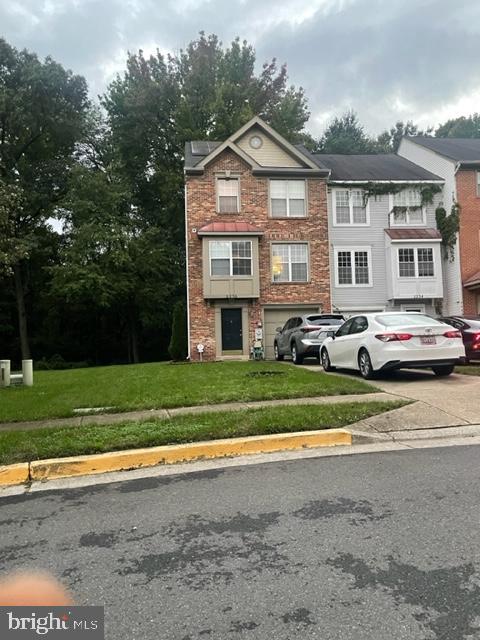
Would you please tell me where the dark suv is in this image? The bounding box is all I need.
[439,316,480,362]
[274,314,345,364]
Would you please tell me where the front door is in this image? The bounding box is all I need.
[221,308,243,353]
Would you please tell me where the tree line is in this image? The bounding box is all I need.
[1,33,478,367]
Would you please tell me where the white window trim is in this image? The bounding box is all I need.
[271,242,309,283]
[397,247,435,279]
[334,246,373,288]
[269,179,308,218]
[388,194,427,226]
[332,188,370,227]
[209,240,252,277]
[401,304,426,313]
[216,176,240,214]
[476,171,480,197]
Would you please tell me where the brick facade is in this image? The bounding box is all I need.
[456,170,480,314]
[186,149,331,360]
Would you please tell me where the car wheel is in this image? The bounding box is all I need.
[274,343,284,361]
[321,348,335,372]
[291,342,304,365]
[432,364,455,377]
[358,349,375,379]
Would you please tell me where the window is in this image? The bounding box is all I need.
[334,248,372,287]
[391,189,425,225]
[333,189,368,225]
[210,240,252,276]
[272,243,308,282]
[335,318,354,337]
[217,178,239,213]
[270,180,306,217]
[398,247,434,278]
[401,305,426,313]
[350,316,368,334]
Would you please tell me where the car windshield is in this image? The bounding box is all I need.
[375,314,443,327]
[307,316,343,326]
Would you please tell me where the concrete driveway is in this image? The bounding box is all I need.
[302,363,480,432]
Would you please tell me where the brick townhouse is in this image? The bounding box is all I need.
[398,137,480,315]
[184,116,332,360]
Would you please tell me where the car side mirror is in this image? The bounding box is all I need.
[276,327,283,333]
[327,330,336,339]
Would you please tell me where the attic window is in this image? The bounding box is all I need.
[249,135,263,149]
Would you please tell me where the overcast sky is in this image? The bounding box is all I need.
[2,0,480,136]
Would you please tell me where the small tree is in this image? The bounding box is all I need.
[168,301,187,361]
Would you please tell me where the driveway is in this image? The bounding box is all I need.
[301,364,480,432]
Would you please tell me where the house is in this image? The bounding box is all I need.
[318,154,446,317]
[184,117,332,361]
[398,136,480,315]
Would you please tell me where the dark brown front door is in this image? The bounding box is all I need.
[221,308,243,351]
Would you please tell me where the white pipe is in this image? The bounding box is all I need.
[184,181,191,360]
[22,359,33,386]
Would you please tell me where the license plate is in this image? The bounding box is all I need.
[421,336,436,345]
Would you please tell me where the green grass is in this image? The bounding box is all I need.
[0,361,376,423]
[456,365,480,376]
[0,401,406,465]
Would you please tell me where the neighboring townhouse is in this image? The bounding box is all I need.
[316,154,446,318]
[184,117,332,361]
[398,136,480,315]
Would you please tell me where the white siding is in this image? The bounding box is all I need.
[328,187,443,317]
[237,126,302,168]
[398,139,463,315]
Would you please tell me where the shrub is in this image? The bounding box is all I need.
[168,301,188,361]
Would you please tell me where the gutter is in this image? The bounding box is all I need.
[329,179,444,184]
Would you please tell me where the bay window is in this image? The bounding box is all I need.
[210,240,252,276]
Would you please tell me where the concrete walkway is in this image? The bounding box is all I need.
[0,391,398,432]
[302,364,480,433]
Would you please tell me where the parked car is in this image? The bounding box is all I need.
[439,316,480,362]
[274,314,345,364]
[320,312,466,379]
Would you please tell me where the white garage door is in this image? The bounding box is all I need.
[263,306,320,359]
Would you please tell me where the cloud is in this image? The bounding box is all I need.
[1,0,479,135]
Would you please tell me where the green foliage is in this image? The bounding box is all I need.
[317,110,377,153]
[168,301,188,361]
[436,114,480,138]
[376,121,433,152]
[435,203,460,261]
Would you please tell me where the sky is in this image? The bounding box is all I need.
[2,0,480,137]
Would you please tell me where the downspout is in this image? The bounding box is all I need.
[184,179,191,360]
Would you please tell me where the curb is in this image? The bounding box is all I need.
[1,429,352,486]
[0,463,30,486]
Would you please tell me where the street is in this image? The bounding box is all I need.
[1,445,480,639]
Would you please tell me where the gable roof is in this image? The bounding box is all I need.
[313,154,443,182]
[184,116,329,176]
[405,137,480,165]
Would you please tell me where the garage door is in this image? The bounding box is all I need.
[263,306,320,359]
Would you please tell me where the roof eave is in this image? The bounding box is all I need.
[329,179,444,184]
[252,168,329,177]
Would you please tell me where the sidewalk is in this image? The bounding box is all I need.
[0,392,398,432]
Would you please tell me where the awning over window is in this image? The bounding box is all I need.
[464,270,480,290]
[197,222,264,236]
[385,228,442,241]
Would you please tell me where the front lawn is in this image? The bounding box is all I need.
[0,361,376,423]
[0,400,406,465]
[456,365,480,376]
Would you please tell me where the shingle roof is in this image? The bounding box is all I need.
[313,154,442,182]
[197,221,264,235]
[385,228,442,240]
[184,141,222,169]
[406,137,480,163]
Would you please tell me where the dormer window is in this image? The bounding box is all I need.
[217,177,239,213]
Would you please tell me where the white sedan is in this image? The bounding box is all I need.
[320,312,466,379]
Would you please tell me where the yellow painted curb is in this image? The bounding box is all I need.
[0,463,30,486]
[29,429,352,481]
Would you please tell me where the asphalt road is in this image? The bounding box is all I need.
[1,446,480,640]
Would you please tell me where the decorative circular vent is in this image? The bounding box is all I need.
[249,135,263,149]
